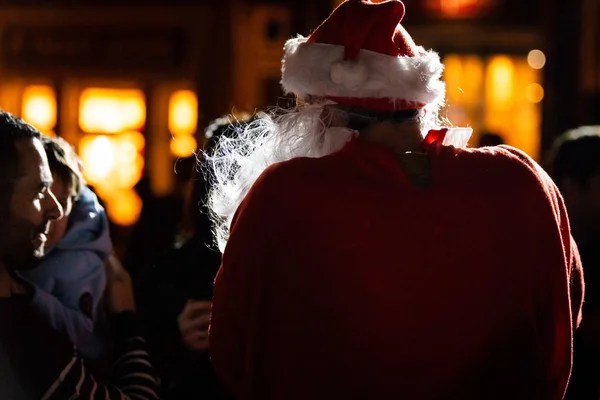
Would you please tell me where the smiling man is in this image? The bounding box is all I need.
[0,129,59,269]
[0,111,159,399]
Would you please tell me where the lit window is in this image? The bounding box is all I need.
[79,132,145,226]
[170,134,198,158]
[22,85,57,133]
[168,90,198,158]
[169,90,198,136]
[78,85,147,227]
[79,88,146,134]
[486,56,514,105]
[80,135,116,182]
[79,131,145,190]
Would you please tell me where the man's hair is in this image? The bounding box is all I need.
[548,126,600,190]
[41,136,84,199]
[0,111,41,224]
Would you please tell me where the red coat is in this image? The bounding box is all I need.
[210,138,583,400]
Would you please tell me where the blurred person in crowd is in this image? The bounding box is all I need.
[135,116,251,400]
[0,110,159,399]
[548,126,600,400]
[124,170,190,279]
[20,136,111,361]
[477,131,505,147]
[207,1,583,399]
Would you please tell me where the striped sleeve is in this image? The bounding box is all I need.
[41,312,159,400]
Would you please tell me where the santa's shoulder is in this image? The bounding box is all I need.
[254,156,331,187]
[447,144,555,193]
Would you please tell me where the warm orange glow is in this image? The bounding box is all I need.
[443,54,542,159]
[332,0,386,8]
[119,131,145,152]
[80,135,116,182]
[169,90,198,136]
[77,88,146,226]
[79,88,146,134]
[170,134,198,158]
[104,189,143,227]
[79,132,145,191]
[443,55,464,104]
[486,56,514,105]
[426,0,494,18]
[115,157,144,189]
[443,55,484,132]
[22,85,57,132]
[526,83,545,103]
[79,132,145,226]
[527,50,546,70]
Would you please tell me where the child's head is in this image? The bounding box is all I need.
[41,136,84,248]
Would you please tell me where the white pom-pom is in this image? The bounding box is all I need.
[330,60,368,90]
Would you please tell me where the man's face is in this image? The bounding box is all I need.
[2,138,63,269]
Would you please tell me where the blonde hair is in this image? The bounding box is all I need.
[41,136,85,199]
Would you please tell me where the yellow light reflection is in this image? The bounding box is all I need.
[113,157,144,189]
[80,135,116,182]
[117,141,138,164]
[105,189,142,227]
[169,90,198,136]
[79,88,146,134]
[443,55,464,104]
[119,131,145,151]
[527,50,546,70]
[526,83,545,103]
[22,85,57,132]
[486,56,514,105]
[444,53,542,160]
[170,134,197,158]
[443,55,484,132]
[79,133,145,191]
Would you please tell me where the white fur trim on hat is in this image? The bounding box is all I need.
[281,36,446,106]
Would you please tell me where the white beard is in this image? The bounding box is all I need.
[205,103,357,252]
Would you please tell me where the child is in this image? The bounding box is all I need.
[20,135,111,360]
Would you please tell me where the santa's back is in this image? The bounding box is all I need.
[210,138,581,400]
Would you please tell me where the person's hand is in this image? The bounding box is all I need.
[105,253,135,313]
[178,300,212,352]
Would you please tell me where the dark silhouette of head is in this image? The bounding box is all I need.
[477,132,504,147]
[548,126,600,241]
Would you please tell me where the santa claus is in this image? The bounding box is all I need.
[207,1,583,399]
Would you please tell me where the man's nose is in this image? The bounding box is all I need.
[45,190,64,221]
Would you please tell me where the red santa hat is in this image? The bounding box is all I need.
[281,0,445,112]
